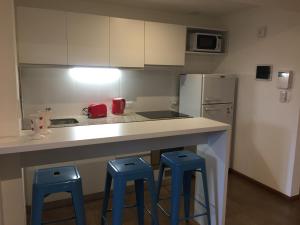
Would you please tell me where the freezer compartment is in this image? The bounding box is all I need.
[201,103,233,125]
[202,74,236,105]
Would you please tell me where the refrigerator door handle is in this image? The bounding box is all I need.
[205,98,222,102]
[204,107,222,112]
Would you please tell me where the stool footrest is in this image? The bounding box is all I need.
[157,196,209,220]
[194,197,210,209]
[158,195,209,210]
[157,203,170,217]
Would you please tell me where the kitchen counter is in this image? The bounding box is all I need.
[51,112,151,127]
[0,117,229,155]
[22,112,150,130]
[0,117,231,225]
[77,112,149,125]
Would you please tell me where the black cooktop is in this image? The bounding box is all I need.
[136,110,191,120]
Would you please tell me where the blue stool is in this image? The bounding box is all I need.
[101,157,159,225]
[31,166,86,225]
[156,150,211,225]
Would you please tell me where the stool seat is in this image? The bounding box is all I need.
[34,166,80,185]
[161,150,205,168]
[31,166,86,225]
[108,157,152,177]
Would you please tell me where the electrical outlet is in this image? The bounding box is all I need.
[279,90,288,103]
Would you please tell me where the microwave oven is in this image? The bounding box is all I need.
[189,33,223,52]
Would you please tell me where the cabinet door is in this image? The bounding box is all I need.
[16,7,67,64]
[67,13,109,66]
[145,22,186,66]
[110,17,144,67]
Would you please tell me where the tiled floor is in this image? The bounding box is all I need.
[30,173,300,225]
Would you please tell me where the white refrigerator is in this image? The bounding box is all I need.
[179,74,237,125]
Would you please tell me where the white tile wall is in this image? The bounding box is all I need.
[120,68,179,100]
[19,66,180,117]
[20,67,119,104]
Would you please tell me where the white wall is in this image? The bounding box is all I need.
[215,7,300,196]
[0,0,20,137]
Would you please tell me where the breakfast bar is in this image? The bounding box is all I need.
[0,117,231,225]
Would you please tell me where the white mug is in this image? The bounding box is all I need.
[30,114,45,140]
[38,110,52,135]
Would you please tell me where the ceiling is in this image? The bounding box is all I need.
[85,0,300,15]
[91,0,258,15]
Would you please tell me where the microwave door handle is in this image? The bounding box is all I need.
[216,38,221,51]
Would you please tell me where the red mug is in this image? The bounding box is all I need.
[112,98,126,115]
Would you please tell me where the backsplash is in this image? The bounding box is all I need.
[19,66,180,118]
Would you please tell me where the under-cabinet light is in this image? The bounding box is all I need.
[68,67,121,85]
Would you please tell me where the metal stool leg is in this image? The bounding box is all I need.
[135,179,145,225]
[146,174,159,225]
[71,180,86,225]
[201,168,211,225]
[101,172,113,225]
[183,170,193,222]
[156,162,165,202]
[31,186,44,225]
[170,168,183,225]
[112,177,126,225]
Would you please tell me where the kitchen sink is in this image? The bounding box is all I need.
[50,118,79,126]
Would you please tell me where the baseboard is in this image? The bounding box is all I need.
[229,168,300,201]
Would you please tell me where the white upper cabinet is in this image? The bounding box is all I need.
[109,17,145,67]
[16,7,67,65]
[16,8,187,67]
[67,13,109,66]
[145,22,186,66]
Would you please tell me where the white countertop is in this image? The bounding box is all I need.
[0,117,230,155]
[22,112,150,129]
